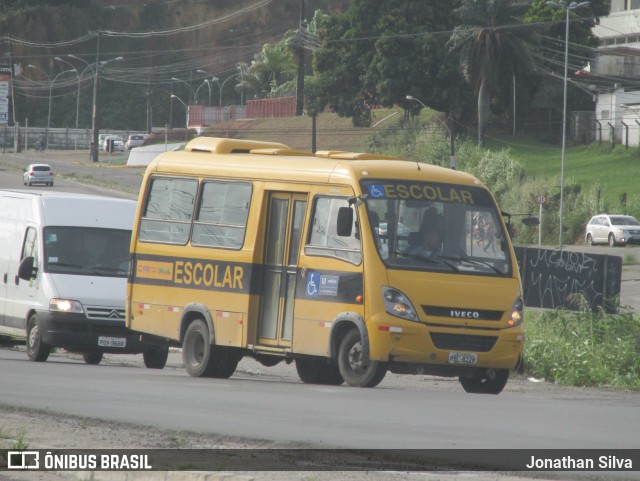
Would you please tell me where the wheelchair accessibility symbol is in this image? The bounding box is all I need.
[306,271,320,297]
[367,184,386,199]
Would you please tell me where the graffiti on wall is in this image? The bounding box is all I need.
[514,247,622,313]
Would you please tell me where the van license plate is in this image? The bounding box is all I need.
[448,352,477,364]
[98,336,126,348]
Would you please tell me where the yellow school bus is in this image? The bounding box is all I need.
[126,137,525,393]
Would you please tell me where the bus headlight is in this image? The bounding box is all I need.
[50,298,84,314]
[382,287,419,321]
[508,298,524,327]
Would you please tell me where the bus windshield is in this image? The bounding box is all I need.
[362,179,512,277]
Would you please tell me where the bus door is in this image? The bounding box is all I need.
[258,193,307,347]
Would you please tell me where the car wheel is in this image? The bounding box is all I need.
[608,233,617,247]
[586,234,594,246]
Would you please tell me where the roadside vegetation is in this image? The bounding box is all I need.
[524,309,640,389]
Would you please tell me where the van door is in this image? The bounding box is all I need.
[258,193,307,347]
[5,226,39,331]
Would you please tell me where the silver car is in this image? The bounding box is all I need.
[585,214,640,246]
[23,163,54,186]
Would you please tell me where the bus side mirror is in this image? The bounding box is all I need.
[522,216,540,227]
[337,207,353,237]
[18,256,37,281]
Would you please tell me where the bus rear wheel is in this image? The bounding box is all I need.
[338,329,386,388]
[296,358,344,385]
[459,369,509,394]
[182,319,216,377]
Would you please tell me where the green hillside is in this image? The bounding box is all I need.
[205,111,639,211]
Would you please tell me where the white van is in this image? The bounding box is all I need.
[0,190,168,367]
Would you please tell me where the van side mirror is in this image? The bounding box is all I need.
[18,256,37,281]
[337,207,353,237]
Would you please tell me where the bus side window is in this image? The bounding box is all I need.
[306,197,362,264]
[192,181,252,249]
[139,177,197,244]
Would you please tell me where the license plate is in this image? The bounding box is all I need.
[98,336,126,348]
[448,352,477,364]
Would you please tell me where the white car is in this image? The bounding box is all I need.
[23,163,54,186]
[102,135,125,152]
[125,134,146,150]
[585,214,640,246]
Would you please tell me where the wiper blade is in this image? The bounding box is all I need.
[399,252,459,271]
[440,256,505,276]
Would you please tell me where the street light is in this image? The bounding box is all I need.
[547,0,590,250]
[194,80,209,105]
[197,70,220,106]
[172,77,195,104]
[55,57,81,143]
[91,56,124,162]
[220,73,241,107]
[28,65,76,149]
[406,94,456,169]
[171,94,189,141]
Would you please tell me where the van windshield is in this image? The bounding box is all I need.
[43,227,131,277]
[362,180,512,277]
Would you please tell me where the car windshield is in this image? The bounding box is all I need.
[43,226,131,277]
[362,179,512,276]
[610,216,640,226]
[33,166,50,172]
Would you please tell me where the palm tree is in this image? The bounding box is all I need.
[448,0,538,146]
[236,41,296,100]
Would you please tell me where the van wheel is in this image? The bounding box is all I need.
[459,369,509,394]
[608,234,617,247]
[26,315,50,362]
[143,345,169,369]
[296,358,344,385]
[182,319,217,377]
[338,329,387,388]
[83,352,103,365]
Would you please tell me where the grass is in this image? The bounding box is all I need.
[0,427,29,450]
[484,134,640,208]
[524,309,640,389]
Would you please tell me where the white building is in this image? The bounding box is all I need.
[592,0,640,146]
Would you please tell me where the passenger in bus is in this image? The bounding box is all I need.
[406,207,442,257]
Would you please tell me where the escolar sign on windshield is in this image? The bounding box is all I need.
[365,181,477,204]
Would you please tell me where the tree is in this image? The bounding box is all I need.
[448,0,539,147]
[236,41,296,100]
[313,1,469,127]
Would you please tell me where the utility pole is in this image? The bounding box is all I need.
[91,33,101,162]
[295,0,305,116]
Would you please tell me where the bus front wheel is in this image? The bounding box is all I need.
[337,329,386,388]
[182,319,216,377]
[459,369,509,394]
